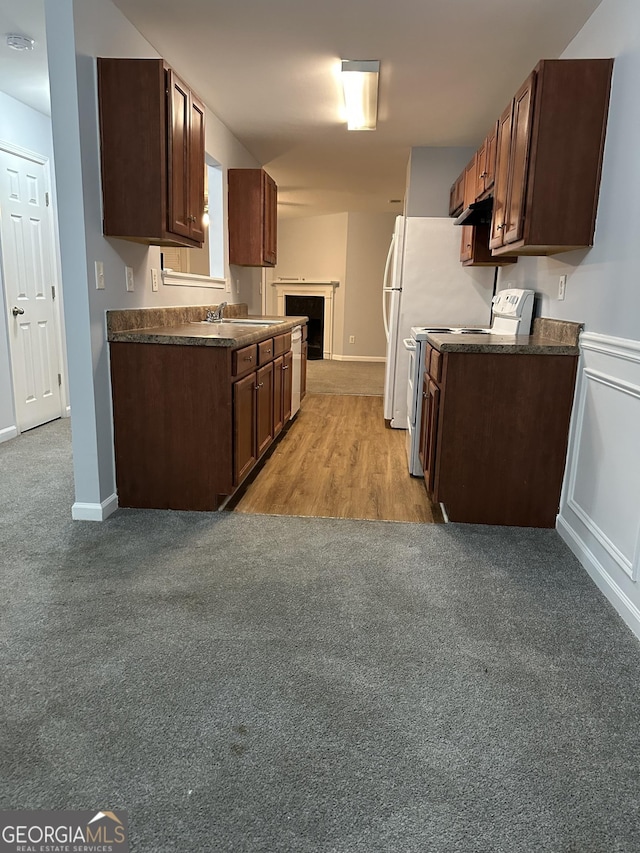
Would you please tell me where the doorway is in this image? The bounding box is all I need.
[0,144,64,433]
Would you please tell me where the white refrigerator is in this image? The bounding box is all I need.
[383,216,496,428]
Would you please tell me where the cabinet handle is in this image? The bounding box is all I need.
[479,171,487,178]
[282,364,289,370]
[246,355,253,362]
[266,348,271,353]
[496,224,504,230]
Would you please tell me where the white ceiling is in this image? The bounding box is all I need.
[0,0,604,218]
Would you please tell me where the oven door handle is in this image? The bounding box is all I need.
[403,338,416,351]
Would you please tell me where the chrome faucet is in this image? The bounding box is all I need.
[205,302,228,322]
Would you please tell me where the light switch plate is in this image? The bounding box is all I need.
[558,275,567,300]
[95,261,105,290]
[125,266,134,292]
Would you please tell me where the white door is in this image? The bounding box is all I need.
[0,149,62,431]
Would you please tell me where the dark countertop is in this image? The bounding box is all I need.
[426,318,582,355]
[107,308,307,348]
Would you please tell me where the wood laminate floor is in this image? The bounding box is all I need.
[230,394,443,523]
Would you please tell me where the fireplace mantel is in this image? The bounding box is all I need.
[273,280,339,359]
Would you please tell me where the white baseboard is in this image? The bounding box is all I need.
[330,354,386,363]
[72,492,119,522]
[0,425,18,444]
[557,515,640,641]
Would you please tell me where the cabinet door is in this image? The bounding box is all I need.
[489,103,514,250]
[233,372,257,485]
[273,355,284,437]
[188,94,206,243]
[483,121,498,193]
[460,157,477,263]
[167,70,192,240]
[475,139,487,198]
[422,378,441,496]
[503,72,536,246]
[449,172,465,216]
[256,362,274,457]
[263,172,277,266]
[282,350,293,422]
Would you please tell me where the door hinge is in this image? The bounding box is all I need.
[51,285,56,300]
[45,192,50,207]
[58,373,62,387]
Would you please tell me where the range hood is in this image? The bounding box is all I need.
[454,196,493,226]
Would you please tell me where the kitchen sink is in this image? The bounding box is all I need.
[191,318,284,327]
[221,318,284,326]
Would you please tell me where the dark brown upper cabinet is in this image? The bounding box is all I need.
[459,154,516,267]
[448,171,465,217]
[228,169,278,266]
[478,121,498,196]
[97,58,206,248]
[490,59,613,256]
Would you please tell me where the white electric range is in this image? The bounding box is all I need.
[404,288,535,476]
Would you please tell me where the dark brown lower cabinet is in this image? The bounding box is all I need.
[233,372,257,486]
[109,323,306,511]
[273,355,284,437]
[256,362,274,457]
[422,348,578,527]
[418,374,440,495]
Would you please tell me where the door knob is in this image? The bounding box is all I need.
[12,306,25,317]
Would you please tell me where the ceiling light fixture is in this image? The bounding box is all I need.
[341,60,380,131]
[6,34,35,51]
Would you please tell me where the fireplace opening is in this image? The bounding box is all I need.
[285,295,324,360]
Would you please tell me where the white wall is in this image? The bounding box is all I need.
[0,92,65,441]
[44,0,261,519]
[405,147,475,218]
[273,212,395,359]
[495,0,640,338]
[272,213,349,355]
[343,213,396,359]
[493,0,640,639]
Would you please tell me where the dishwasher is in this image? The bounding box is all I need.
[290,325,302,418]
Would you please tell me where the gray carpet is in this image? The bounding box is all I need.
[2,419,640,852]
[306,360,385,395]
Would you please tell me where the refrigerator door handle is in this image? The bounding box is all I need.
[382,234,396,341]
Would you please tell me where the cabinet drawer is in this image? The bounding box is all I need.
[428,348,442,384]
[258,338,275,365]
[273,332,291,357]
[232,344,258,377]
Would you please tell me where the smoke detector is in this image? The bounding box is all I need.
[6,34,35,51]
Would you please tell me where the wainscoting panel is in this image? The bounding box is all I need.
[558,333,640,639]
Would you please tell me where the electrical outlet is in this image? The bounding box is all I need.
[94,261,105,290]
[225,278,231,293]
[558,274,567,300]
[125,266,135,292]
[236,278,240,295]
[349,335,355,344]
[150,268,159,292]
